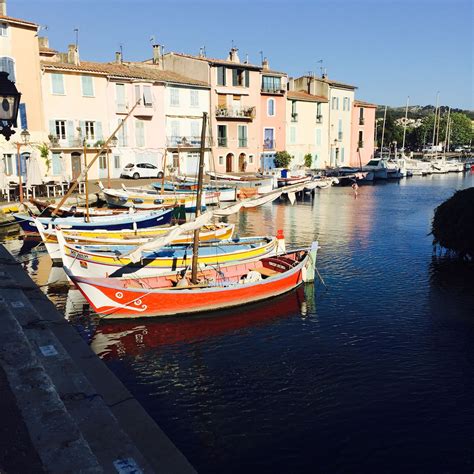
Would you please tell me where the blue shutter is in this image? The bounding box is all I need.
[52,74,64,94]
[49,120,56,137]
[95,121,103,141]
[67,120,74,146]
[19,103,27,130]
[52,152,61,175]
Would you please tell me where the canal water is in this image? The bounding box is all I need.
[2,174,474,473]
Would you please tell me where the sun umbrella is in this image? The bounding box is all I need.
[26,153,43,186]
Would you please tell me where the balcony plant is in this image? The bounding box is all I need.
[38,142,51,173]
[304,153,312,168]
[274,151,293,168]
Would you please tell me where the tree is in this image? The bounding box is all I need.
[304,153,312,168]
[274,151,293,168]
[376,110,403,149]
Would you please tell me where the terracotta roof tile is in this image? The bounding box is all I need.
[287,90,328,102]
[354,99,377,108]
[0,15,37,28]
[40,60,209,87]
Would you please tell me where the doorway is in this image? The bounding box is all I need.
[71,152,82,180]
[239,153,247,172]
[226,153,234,173]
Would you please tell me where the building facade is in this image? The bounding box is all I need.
[350,100,376,167]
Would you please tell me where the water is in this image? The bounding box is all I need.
[3,174,474,473]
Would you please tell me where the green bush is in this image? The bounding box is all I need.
[304,153,312,168]
[274,151,293,168]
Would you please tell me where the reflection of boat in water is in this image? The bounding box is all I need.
[90,286,307,359]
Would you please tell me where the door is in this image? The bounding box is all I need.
[226,153,233,173]
[264,128,274,150]
[71,153,82,180]
[239,153,247,171]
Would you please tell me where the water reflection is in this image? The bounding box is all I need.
[91,285,309,360]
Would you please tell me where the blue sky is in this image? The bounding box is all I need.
[13,0,473,109]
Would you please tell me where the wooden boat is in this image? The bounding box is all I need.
[28,197,173,218]
[100,184,209,210]
[152,182,237,202]
[65,244,318,319]
[38,222,235,262]
[58,232,280,279]
[13,208,174,234]
[277,175,312,187]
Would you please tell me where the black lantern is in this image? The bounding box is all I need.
[0,71,21,141]
[110,135,119,147]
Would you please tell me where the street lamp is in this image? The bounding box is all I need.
[0,71,21,141]
[16,129,30,203]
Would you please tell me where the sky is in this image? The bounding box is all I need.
[12,0,474,109]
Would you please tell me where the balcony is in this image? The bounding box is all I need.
[338,131,343,141]
[133,103,154,117]
[358,140,364,149]
[263,138,276,151]
[166,135,210,148]
[316,115,323,123]
[116,102,128,114]
[261,86,285,94]
[238,139,248,148]
[359,117,365,125]
[291,113,298,122]
[215,106,255,120]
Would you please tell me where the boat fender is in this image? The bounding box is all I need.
[239,270,262,284]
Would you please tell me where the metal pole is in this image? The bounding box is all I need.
[106,148,111,188]
[380,105,387,159]
[191,112,208,284]
[401,96,409,153]
[16,142,24,204]
[432,92,439,154]
[83,141,90,223]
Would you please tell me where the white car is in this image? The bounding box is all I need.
[121,162,164,179]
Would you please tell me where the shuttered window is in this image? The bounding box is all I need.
[0,57,14,82]
[170,88,179,106]
[190,90,199,107]
[238,125,247,147]
[52,152,62,175]
[143,86,153,106]
[81,76,94,97]
[217,66,226,86]
[51,73,65,94]
[0,23,8,37]
[135,120,145,147]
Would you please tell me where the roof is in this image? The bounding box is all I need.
[262,69,287,77]
[165,52,262,71]
[39,46,58,55]
[354,99,377,108]
[300,75,357,90]
[287,90,328,102]
[40,60,209,87]
[0,14,37,28]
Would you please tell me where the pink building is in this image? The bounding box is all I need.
[350,100,376,167]
[260,59,287,170]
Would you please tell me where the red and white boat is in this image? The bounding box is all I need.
[66,243,318,319]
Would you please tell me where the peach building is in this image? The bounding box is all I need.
[350,100,376,167]
[0,3,47,182]
[259,58,287,170]
[162,49,263,173]
[40,44,209,181]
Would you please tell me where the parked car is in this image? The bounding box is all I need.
[120,163,164,179]
[454,146,463,152]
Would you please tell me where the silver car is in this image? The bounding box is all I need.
[120,162,164,179]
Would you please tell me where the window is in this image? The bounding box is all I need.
[190,90,199,107]
[3,154,13,175]
[116,83,126,109]
[291,101,297,115]
[170,120,180,142]
[342,97,350,111]
[135,85,141,102]
[218,156,224,165]
[55,120,66,139]
[84,121,95,140]
[290,127,296,144]
[338,119,343,140]
[51,73,65,95]
[316,102,322,121]
[99,154,107,170]
[262,75,281,92]
[114,155,121,169]
[358,130,364,148]
[135,120,145,147]
[81,76,94,97]
[143,86,153,106]
[0,23,8,37]
[217,125,227,147]
[217,66,226,86]
[267,98,275,116]
[264,128,274,150]
[117,119,127,146]
[249,155,254,164]
[232,68,249,87]
[238,125,247,147]
[0,57,15,82]
[190,120,200,139]
[170,88,179,106]
[359,107,365,125]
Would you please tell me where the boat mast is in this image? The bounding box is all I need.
[191,112,208,284]
[380,105,387,159]
[83,140,90,223]
[432,92,439,159]
[435,106,441,159]
[401,96,409,156]
[444,107,451,155]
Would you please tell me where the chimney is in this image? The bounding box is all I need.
[67,43,80,65]
[228,47,240,63]
[115,51,122,64]
[262,57,269,70]
[0,0,6,16]
[38,36,49,49]
[288,77,295,91]
[152,44,161,65]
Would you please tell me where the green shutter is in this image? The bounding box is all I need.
[232,69,238,86]
[245,70,249,87]
[49,120,56,137]
[95,121,103,140]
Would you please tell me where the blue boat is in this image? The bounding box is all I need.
[13,208,174,234]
